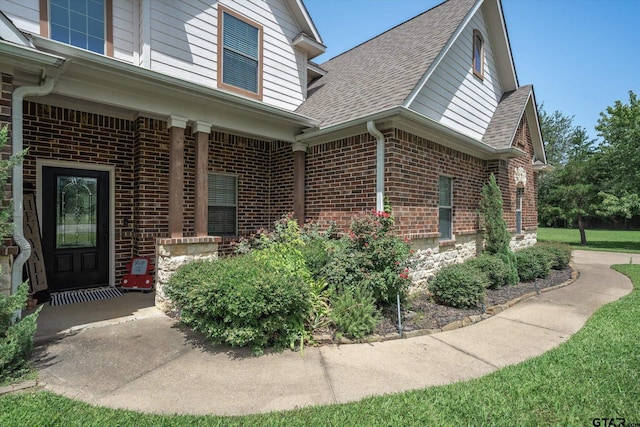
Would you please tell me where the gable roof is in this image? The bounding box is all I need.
[296,0,476,128]
[483,85,532,150]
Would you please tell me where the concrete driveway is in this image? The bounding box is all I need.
[32,250,633,416]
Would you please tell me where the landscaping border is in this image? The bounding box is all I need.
[314,263,580,345]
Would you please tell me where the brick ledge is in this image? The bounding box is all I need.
[157,236,221,245]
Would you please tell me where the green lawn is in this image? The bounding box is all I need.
[538,227,640,253]
[1,267,639,426]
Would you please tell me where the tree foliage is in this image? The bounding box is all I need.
[479,174,511,254]
[538,106,578,166]
[539,92,640,242]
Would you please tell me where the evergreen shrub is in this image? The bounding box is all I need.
[429,263,488,308]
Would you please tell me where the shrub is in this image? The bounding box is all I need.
[515,246,553,282]
[321,210,412,305]
[165,243,311,355]
[536,242,572,269]
[469,254,516,289]
[429,264,488,308]
[329,286,380,340]
[479,174,511,255]
[1,283,41,382]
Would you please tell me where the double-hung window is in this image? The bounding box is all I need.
[208,173,237,236]
[438,176,453,240]
[516,188,524,234]
[472,29,484,79]
[44,0,111,55]
[218,6,263,99]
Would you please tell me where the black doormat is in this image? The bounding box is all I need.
[50,287,124,306]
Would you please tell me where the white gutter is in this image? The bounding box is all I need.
[367,121,385,212]
[11,77,56,307]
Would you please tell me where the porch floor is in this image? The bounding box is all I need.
[27,290,160,343]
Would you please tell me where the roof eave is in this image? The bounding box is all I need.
[29,35,320,130]
[296,106,526,161]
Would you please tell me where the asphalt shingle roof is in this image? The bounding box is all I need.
[482,85,532,150]
[296,0,476,128]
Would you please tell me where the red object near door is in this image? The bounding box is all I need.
[121,257,154,291]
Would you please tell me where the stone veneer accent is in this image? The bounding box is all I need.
[409,231,537,289]
[155,236,220,312]
[0,256,12,297]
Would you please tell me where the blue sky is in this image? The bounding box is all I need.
[304,0,640,142]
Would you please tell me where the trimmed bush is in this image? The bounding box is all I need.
[536,242,572,269]
[330,286,380,340]
[165,243,311,355]
[469,254,516,289]
[515,246,553,282]
[429,264,488,308]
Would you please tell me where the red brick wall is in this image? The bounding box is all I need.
[22,102,136,279]
[269,141,294,224]
[305,133,377,230]
[386,129,487,238]
[133,117,170,258]
[503,115,538,232]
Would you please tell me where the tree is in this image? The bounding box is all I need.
[479,174,511,254]
[595,91,640,194]
[538,106,578,166]
[540,128,600,244]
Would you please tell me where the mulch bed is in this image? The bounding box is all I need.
[371,267,574,336]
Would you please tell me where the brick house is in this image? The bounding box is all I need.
[0,0,548,306]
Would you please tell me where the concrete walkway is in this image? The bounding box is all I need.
[32,250,634,416]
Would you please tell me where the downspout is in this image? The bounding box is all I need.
[367,121,385,212]
[11,77,56,303]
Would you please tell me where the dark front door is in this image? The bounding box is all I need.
[42,167,109,291]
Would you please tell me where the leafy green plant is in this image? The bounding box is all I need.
[469,254,515,289]
[535,242,572,269]
[165,243,311,356]
[514,246,552,282]
[321,210,412,305]
[329,286,380,340]
[1,283,41,383]
[429,263,488,308]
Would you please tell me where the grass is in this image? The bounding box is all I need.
[538,227,640,253]
[1,267,639,426]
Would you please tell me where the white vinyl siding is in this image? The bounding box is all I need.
[2,0,307,111]
[1,1,40,35]
[409,6,503,141]
[438,176,453,240]
[144,0,305,110]
[112,0,134,61]
[208,174,237,236]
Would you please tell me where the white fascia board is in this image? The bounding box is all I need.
[288,0,323,44]
[30,35,320,130]
[292,32,326,59]
[403,0,484,107]
[485,0,518,90]
[0,40,65,71]
[0,11,34,47]
[296,106,524,161]
[525,89,547,164]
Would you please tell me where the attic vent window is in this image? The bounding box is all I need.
[472,29,484,79]
[218,6,263,100]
